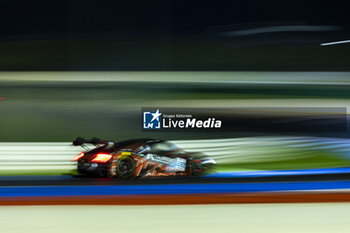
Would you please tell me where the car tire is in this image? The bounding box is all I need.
[116,155,136,178]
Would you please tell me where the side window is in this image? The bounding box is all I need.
[150,143,169,153]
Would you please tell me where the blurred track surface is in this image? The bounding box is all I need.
[1,175,350,205]
[2,204,350,233]
[2,167,350,186]
[0,169,350,186]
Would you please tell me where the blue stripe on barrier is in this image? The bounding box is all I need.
[205,167,350,178]
[1,181,350,197]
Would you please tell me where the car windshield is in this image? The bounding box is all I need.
[151,141,183,153]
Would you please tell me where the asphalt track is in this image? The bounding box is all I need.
[1,171,350,186]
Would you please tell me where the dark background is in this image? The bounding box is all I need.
[1,0,349,36]
[0,0,349,71]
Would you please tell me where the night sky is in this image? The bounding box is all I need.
[0,0,349,36]
[0,0,349,70]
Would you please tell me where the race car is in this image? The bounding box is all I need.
[72,137,216,178]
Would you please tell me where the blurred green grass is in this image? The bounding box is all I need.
[218,150,350,171]
[0,80,350,141]
[0,149,347,176]
[1,37,350,70]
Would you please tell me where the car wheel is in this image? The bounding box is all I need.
[116,156,136,178]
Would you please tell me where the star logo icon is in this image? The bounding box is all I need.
[143,109,162,129]
[150,109,162,122]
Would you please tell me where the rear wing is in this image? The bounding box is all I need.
[72,137,105,147]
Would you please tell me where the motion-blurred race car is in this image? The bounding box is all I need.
[72,137,216,178]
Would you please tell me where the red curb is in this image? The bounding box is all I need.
[1,192,350,205]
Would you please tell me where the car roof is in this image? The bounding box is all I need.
[113,138,166,148]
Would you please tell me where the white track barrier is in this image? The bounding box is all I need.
[0,137,349,171]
